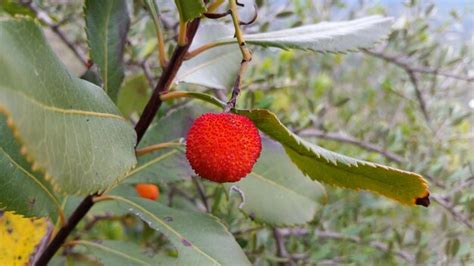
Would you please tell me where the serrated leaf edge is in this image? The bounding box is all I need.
[237,109,430,206]
[0,106,136,196]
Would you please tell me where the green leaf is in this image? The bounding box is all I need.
[0,114,60,219]
[236,109,430,206]
[73,240,173,265]
[243,16,393,52]
[110,196,251,265]
[117,75,150,117]
[174,0,206,22]
[85,0,130,101]
[208,16,393,53]
[176,24,241,90]
[0,18,137,195]
[225,137,327,225]
[124,105,210,184]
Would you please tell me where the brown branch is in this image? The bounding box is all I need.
[431,195,473,229]
[298,129,404,163]
[366,49,432,124]
[298,128,447,188]
[203,10,232,19]
[23,1,89,67]
[139,60,155,89]
[224,59,248,112]
[279,228,414,263]
[135,19,202,142]
[407,70,431,122]
[272,228,292,266]
[298,127,474,228]
[223,0,252,112]
[364,49,474,82]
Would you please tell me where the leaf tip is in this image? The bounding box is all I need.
[415,192,430,207]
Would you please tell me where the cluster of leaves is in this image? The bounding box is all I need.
[0,0,472,265]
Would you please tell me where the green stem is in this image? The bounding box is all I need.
[160,91,226,109]
[135,142,184,157]
[145,0,168,67]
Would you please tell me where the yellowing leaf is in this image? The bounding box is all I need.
[0,211,49,265]
[236,109,430,207]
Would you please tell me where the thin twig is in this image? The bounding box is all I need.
[224,60,248,112]
[367,48,433,126]
[23,1,89,67]
[407,69,431,122]
[272,228,292,266]
[191,176,210,212]
[145,0,168,68]
[279,228,414,263]
[139,60,155,88]
[298,128,473,228]
[224,0,252,112]
[184,41,228,60]
[83,214,118,231]
[135,142,183,157]
[232,225,265,236]
[364,49,474,82]
[431,195,473,229]
[203,10,232,19]
[298,127,446,188]
[446,176,474,197]
[298,129,404,163]
[135,19,202,142]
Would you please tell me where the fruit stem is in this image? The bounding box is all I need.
[229,0,252,61]
[224,0,252,112]
[224,59,248,112]
[135,142,184,157]
[207,0,225,12]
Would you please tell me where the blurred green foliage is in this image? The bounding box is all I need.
[1,0,472,265]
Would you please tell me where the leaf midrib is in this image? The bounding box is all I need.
[291,144,425,187]
[1,86,125,120]
[76,240,151,265]
[110,195,221,265]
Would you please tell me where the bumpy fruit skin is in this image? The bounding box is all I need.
[186,113,262,183]
[135,184,159,200]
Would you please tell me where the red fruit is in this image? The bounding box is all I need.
[186,113,262,183]
[135,184,159,200]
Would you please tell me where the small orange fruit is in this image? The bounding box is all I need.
[135,183,159,200]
